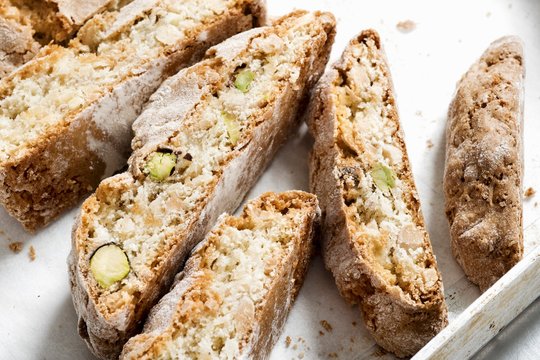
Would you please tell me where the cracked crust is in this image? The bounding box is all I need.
[444,36,525,292]
[120,191,320,359]
[0,0,266,231]
[69,11,335,360]
[307,30,447,357]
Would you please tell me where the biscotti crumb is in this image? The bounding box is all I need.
[285,336,291,347]
[426,139,434,149]
[28,245,36,261]
[320,320,333,332]
[524,187,536,198]
[396,20,416,33]
[319,330,325,336]
[8,242,23,253]
[328,353,338,358]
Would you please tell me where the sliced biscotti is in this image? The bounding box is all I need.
[444,37,524,292]
[4,0,127,44]
[69,11,335,359]
[0,0,265,231]
[120,191,320,360]
[307,30,448,357]
[0,4,40,78]
[0,0,130,78]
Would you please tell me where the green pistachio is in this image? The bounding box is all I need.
[90,244,130,289]
[145,152,177,181]
[234,69,255,93]
[222,112,240,146]
[371,163,396,192]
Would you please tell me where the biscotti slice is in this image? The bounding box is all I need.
[120,191,320,360]
[69,11,335,359]
[307,30,448,357]
[0,4,40,78]
[5,0,127,44]
[0,0,265,231]
[444,37,524,292]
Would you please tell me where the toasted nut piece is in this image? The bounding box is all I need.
[90,244,130,289]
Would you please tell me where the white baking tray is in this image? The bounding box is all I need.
[0,0,539,359]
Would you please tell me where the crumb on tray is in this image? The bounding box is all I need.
[29,245,36,261]
[285,336,291,348]
[320,320,333,332]
[426,139,434,149]
[396,20,416,33]
[8,241,23,254]
[524,187,536,198]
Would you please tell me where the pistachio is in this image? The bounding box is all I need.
[90,244,130,289]
[222,112,240,146]
[145,152,177,181]
[371,163,396,192]
[234,69,255,93]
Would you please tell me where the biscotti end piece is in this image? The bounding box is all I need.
[120,191,320,360]
[69,10,334,359]
[0,4,40,78]
[308,30,447,357]
[444,36,524,292]
[0,0,266,232]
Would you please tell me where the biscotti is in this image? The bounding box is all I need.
[69,11,335,359]
[307,30,447,357]
[0,4,40,78]
[4,0,123,43]
[0,0,265,231]
[444,36,524,292]
[120,191,320,360]
[0,0,129,78]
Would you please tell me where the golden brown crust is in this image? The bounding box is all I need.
[444,36,524,292]
[0,0,266,231]
[69,10,334,360]
[120,191,320,359]
[307,30,447,357]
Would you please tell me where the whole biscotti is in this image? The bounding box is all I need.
[121,191,320,360]
[69,11,335,359]
[0,0,130,78]
[0,0,265,231]
[444,36,524,292]
[307,30,448,357]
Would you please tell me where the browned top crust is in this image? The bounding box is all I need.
[444,36,525,292]
[307,29,447,357]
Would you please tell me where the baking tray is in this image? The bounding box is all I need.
[0,0,539,359]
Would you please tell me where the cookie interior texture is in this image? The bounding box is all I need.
[131,193,316,359]
[82,11,324,320]
[0,0,244,163]
[331,33,440,302]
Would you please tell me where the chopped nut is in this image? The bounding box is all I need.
[90,244,130,288]
[371,163,396,192]
[145,152,177,181]
[222,112,240,146]
[234,69,255,93]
